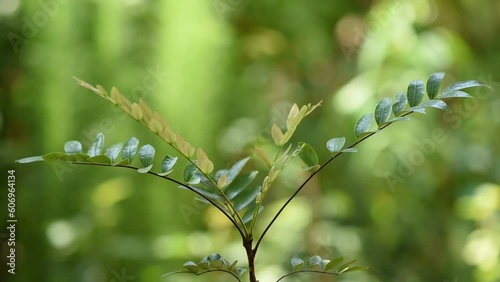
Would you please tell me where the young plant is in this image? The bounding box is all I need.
[17,73,489,282]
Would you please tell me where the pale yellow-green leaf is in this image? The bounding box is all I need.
[96,85,108,97]
[280,128,295,145]
[139,99,153,123]
[286,103,300,130]
[131,103,143,120]
[148,118,163,134]
[159,125,175,144]
[73,77,103,97]
[197,148,208,166]
[110,87,120,104]
[217,174,228,188]
[118,94,132,113]
[200,158,214,174]
[275,144,292,165]
[255,192,262,204]
[262,176,270,193]
[271,123,284,145]
[255,147,272,167]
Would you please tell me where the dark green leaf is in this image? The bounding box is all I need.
[310,255,322,267]
[407,79,424,107]
[337,260,357,274]
[232,185,261,211]
[325,257,344,271]
[227,157,251,182]
[407,106,426,114]
[341,266,371,273]
[183,185,223,203]
[113,158,129,166]
[42,152,89,164]
[426,72,445,99]
[441,80,490,95]
[421,100,449,111]
[199,257,210,270]
[122,137,139,162]
[326,137,346,154]
[291,256,304,271]
[15,156,44,163]
[392,92,407,116]
[438,90,472,99]
[105,143,123,163]
[298,142,319,171]
[242,204,263,224]
[374,98,392,127]
[183,261,199,273]
[387,116,410,123]
[225,171,258,199]
[184,162,201,184]
[137,164,153,173]
[234,268,246,277]
[139,144,155,167]
[159,155,177,176]
[87,155,112,164]
[354,113,374,137]
[321,259,331,271]
[64,141,82,154]
[88,133,105,157]
[209,253,223,269]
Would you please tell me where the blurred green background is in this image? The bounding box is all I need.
[1,0,499,281]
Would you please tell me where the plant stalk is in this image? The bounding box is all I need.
[243,239,258,282]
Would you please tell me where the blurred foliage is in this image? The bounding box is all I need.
[1,0,499,282]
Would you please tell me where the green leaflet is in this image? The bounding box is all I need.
[298,142,319,171]
[225,171,258,200]
[87,133,105,157]
[407,79,424,107]
[326,137,346,154]
[374,98,392,127]
[121,137,139,162]
[426,72,445,99]
[392,91,407,116]
[354,113,374,138]
[105,143,123,163]
[159,155,177,176]
[64,141,82,154]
